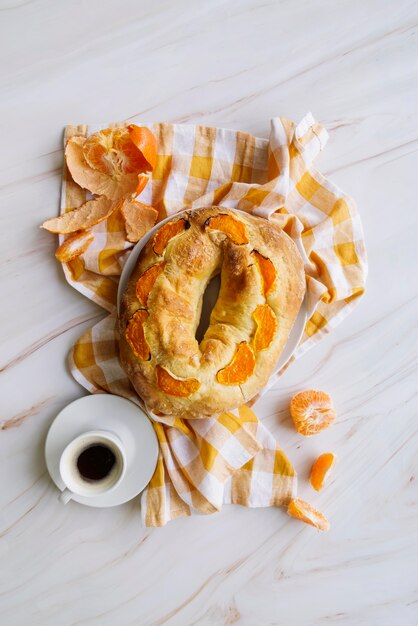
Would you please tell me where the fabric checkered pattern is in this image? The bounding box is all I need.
[60,113,367,526]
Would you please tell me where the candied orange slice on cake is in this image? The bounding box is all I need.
[287,498,330,531]
[125,310,150,360]
[253,304,277,352]
[156,365,200,397]
[135,262,165,307]
[290,390,336,436]
[251,250,277,296]
[205,214,249,245]
[310,453,336,492]
[152,218,190,255]
[216,342,255,385]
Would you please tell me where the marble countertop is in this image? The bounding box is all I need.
[1,0,417,624]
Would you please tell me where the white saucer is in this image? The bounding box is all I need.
[117,208,307,372]
[45,395,159,508]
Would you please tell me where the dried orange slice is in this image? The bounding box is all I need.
[253,304,277,352]
[125,310,150,360]
[287,498,330,531]
[310,453,336,492]
[119,198,158,243]
[152,218,190,255]
[216,342,255,385]
[290,390,336,436]
[205,214,249,245]
[136,262,165,306]
[42,196,114,234]
[127,125,158,171]
[66,136,142,201]
[156,365,200,397]
[251,250,277,296]
[55,230,94,263]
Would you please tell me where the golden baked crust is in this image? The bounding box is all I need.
[119,207,305,418]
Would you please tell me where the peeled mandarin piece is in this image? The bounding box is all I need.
[310,453,336,492]
[55,230,94,263]
[290,390,336,436]
[125,310,150,360]
[156,365,200,397]
[206,214,249,245]
[119,198,158,243]
[127,125,158,171]
[251,250,277,296]
[216,342,255,385]
[112,127,146,174]
[287,498,330,531]
[65,136,141,201]
[253,304,277,352]
[136,262,165,306]
[42,196,114,234]
[83,128,114,175]
[152,218,190,255]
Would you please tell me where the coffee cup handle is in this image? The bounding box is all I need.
[58,488,73,505]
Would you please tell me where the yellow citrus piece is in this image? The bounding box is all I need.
[205,214,249,245]
[42,196,114,234]
[119,198,158,243]
[55,230,94,263]
[253,304,277,352]
[156,365,200,397]
[251,250,277,296]
[152,218,190,255]
[126,310,150,360]
[290,390,336,436]
[135,262,165,306]
[287,498,330,531]
[216,342,255,385]
[310,453,336,492]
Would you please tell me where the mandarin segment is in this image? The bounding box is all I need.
[216,342,255,385]
[55,230,94,263]
[290,390,336,436]
[135,262,166,306]
[42,195,114,234]
[152,218,190,255]
[253,304,277,352]
[310,453,336,492]
[287,498,330,531]
[125,310,150,360]
[251,250,277,296]
[119,198,158,243]
[205,214,249,245]
[156,365,200,397]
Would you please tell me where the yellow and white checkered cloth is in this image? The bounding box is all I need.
[60,113,367,526]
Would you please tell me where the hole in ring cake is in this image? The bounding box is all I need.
[118,207,306,419]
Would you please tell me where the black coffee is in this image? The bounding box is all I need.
[76,444,116,481]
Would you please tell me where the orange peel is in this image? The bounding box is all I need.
[310,453,336,492]
[55,230,94,263]
[125,310,150,360]
[205,214,249,245]
[42,195,114,234]
[251,250,277,296]
[290,390,336,436]
[253,304,277,352]
[216,342,255,385]
[119,198,158,243]
[152,218,190,255]
[127,124,158,171]
[136,262,165,306]
[156,365,200,397]
[287,498,330,531]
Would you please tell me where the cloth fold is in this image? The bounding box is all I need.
[60,113,367,526]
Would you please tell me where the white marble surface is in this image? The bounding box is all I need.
[1,0,417,624]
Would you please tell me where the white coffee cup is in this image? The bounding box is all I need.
[58,430,126,504]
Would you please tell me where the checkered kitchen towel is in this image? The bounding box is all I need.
[60,113,367,526]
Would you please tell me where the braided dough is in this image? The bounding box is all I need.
[119,207,305,418]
